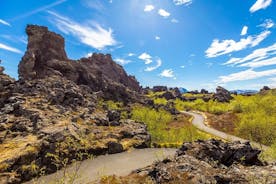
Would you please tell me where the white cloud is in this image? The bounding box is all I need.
[160,69,174,78]
[138,52,152,64]
[239,56,276,68]
[128,53,135,57]
[259,19,274,29]
[240,26,248,36]
[82,0,104,11]
[224,43,276,66]
[48,11,116,50]
[0,19,11,26]
[173,0,192,6]
[218,68,276,83]
[114,58,132,65]
[158,9,170,18]
[155,36,160,40]
[144,5,155,12]
[205,30,270,58]
[250,0,272,13]
[171,18,179,23]
[12,0,67,20]
[86,52,93,57]
[180,65,185,68]
[145,58,162,71]
[0,35,27,44]
[0,43,22,54]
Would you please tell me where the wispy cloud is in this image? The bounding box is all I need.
[239,56,276,68]
[240,26,248,36]
[128,53,135,57]
[144,5,155,12]
[12,0,67,20]
[218,68,276,83]
[158,9,170,18]
[48,11,117,50]
[155,36,160,40]
[0,19,11,26]
[173,0,192,6]
[145,58,162,71]
[114,58,132,65]
[138,52,152,64]
[171,18,179,23]
[0,35,27,44]
[180,65,185,68]
[259,19,275,29]
[205,30,270,58]
[250,0,272,13]
[0,43,22,54]
[82,0,104,11]
[160,69,174,78]
[223,43,276,66]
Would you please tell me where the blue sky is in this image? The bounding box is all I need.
[0,0,276,91]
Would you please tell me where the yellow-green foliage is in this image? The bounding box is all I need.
[105,100,123,110]
[97,99,123,110]
[174,91,276,146]
[131,105,208,147]
[146,91,165,98]
[153,98,167,105]
[174,98,232,114]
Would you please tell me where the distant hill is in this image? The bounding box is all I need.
[230,90,258,95]
[178,87,188,93]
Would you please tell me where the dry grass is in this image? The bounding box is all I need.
[205,112,238,134]
[0,135,39,171]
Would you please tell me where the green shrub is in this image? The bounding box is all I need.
[173,92,276,146]
[131,105,208,146]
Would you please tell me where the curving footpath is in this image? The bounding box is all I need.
[25,111,268,184]
[25,148,177,184]
[182,111,269,150]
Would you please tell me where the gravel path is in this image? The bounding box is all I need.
[183,111,269,150]
[25,148,177,184]
[26,111,269,184]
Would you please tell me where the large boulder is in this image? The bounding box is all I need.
[177,139,262,166]
[213,86,233,103]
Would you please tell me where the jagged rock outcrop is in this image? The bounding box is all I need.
[124,140,275,184]
[0,25,151,183]
[213,86,233,103]
[18,25,141,102]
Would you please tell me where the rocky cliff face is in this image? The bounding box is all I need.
[0,25,151,183]
[18,25,141,102]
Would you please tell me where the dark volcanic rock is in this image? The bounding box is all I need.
[177,139,262,166]
[107,110,121,122]
[152,86,168,92]
[260,86,270,92]
[159,91,175,100]
[108,142,124,154]
[130,139,275,184]
[213,86,233,103]
[18,25,141,102]
[200,88,208,94]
